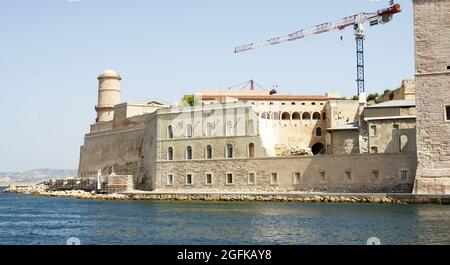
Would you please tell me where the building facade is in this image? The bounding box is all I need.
[78,69,417,193]
[412,0,450,194]
[78,0,449,194]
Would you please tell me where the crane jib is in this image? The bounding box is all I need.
[234,3,401,54]
[288,30,304,41]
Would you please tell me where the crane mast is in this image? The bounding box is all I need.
[234,3,401,96]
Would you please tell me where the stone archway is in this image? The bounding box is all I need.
[311,143,325,155]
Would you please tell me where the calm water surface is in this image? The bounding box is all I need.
[0,188,449,245]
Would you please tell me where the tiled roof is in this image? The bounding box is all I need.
[197,95,340,101]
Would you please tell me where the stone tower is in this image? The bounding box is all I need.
[95,69,121,123]
[413,0,450,194]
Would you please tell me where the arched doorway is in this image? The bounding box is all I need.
[400,135,408,152]
[311,143,325,155]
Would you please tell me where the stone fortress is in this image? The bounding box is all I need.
[78,0,449,195]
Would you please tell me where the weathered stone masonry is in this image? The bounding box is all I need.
[413,0,450,194]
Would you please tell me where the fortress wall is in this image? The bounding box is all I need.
[413,0,450,194]
[141,114,158,191]
[78,128,145,177]
[367,119,417,154]
[157,136,264,162]
[264,119,327,149]
[156,153,416,193]
[327,100,360,128]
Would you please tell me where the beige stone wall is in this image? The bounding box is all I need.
[78,128,145,177]
[142,114,158,190]
[367,119,416,154]
[414,0,450,74]
[413,0,450,194]
[329,130,360,155]
[376,80,416,103]
[158,136,263,161]
[157,103,255,139]
[156,153,416,193]
[326,100,360,128]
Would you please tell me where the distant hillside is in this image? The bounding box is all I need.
[0,169,77,184]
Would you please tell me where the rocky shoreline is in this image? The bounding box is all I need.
[3,184,128,200]
[3,184,449,204]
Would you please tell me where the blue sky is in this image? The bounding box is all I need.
[0,0,414,172]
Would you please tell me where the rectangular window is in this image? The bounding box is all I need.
[270,173,278,185]
[186,174,193,185]
[400,170,408,182]
[446,106,450,121]
[319,171,326,181]
[226,173,234,185]
[370,125,377,136]
[166,174,173,186]
[294,172,301,184]
[372,170,380,180]
[248,173,256,185]
[205,173,213,185]
[206,145,212,159]
[345,171,352,180]
[226,121,234,136]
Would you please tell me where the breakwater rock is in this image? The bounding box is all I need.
[3,185,449,204]
[4,185,127,200]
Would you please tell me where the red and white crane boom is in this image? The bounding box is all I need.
[234,3,402,95]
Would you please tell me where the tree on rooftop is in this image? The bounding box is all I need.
[367,93,379,101]
[182,95,199,107]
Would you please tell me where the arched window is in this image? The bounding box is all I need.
[186,146,192,160]
[291,102,296,105]
[226,144,233,159]
[167,147,173,160]
[206,122,213,137]
[226,121,234,136]
[247,119,254,135]
[313,112,321,120]
[400,135,408,152]
[186,124,193,138]
[248,143,255,158]
[272,112,280,120]
[281,112,290,120]
[167,125,173,139]
[206,145,212,159]
[302,112,311,120]
[292,112,301,120]
[371,146,378,154]
[316,127,322,136]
